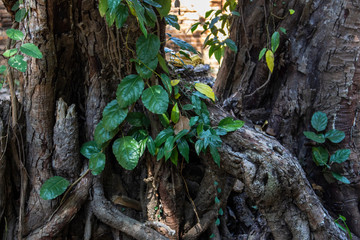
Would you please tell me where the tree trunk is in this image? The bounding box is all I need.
[0,0,357,239]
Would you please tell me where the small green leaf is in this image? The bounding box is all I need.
[177,138,189,163]
[195,140,203,155]
[214,196,220,204]
[205,9,214,18]
[3,49,17,58]
[40,176,70,200]
[325,129,345,143]
[116,75,144,108]
[108,0,121,14]
[174,129,189,142]
[142,85,169,114]
[218,208,224,216]
[126,112,150,127]
[144,0,162,7]
[271,31,280,53]
[0,65,6,74]
[158,54,169,73]
[279,27,287,34]
[210,146,220,167]
[11,1,19,11]
[160,73,172,94]
[157,147,165,160]
[112,136,141,170]
[99,0,108,17]
[164,136,175,161]
[115,4,129,28]
[147,136,156,156]
[102,100,128,131]
[6,29,24,40]
[139,137,148,157]
[154,128,174,147]
[15,8,26,22]
[182,104,193,110]
[215,218,220,226]
[258,48,267,60]
[289,9,295,15]
[214,47,224,64]
[165,15,180,30]
[159,113,170,127]
[171,103,180,123]
[168,35,197,54]
[218,117,244,132]
[190,22,200,33]
[330,149,351,164]
[312,146,328,166]
[80,141,101,159]
[94,120,118,147]
[331,172,350,184]
[311,112,328,132]
[89,152,106,175]
[224,38,237,52]
[303,131,325,143]
[8,55,27,72]
[189,116,199,126]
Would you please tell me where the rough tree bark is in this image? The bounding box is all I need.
[0,0,357,239]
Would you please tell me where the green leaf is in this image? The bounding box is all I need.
[164,136,174,160]
[139,137,148,157]
[191,22,200,33]
[102,100,128,131]
[116,74,144,108]
[194,83,215,101]
[108,0,121,14]
[189,116,199,127]
[170,147,178,165]
[144,0,162,7]
[331,172,350,184]
[271,31,280,53]
[159,113,170,127]
[218,208,224,216]
[177,138,189,163]
[99,0,108,17]
[127,0,147,37]
[147,136,156,155]
[224,38,237,52]
[325,129,345,143]
[171,103,180,123]
[195,140,204,155]
[15,8,26,22]
[89,152,106,175]
[209,16,219,29]
[142,85,169,114]
[11,1,19,11]
[6,28,24,40]
[205,9,214,18]
[214,196,220,204]
[94,120,118,147]
[215,128,227,136]
[154,0,171,18]
[215,218,220,226]
[154,127,173,147]
[259,48,267,60]
[214,47,224,64]
[199,129,222,149]
[303,131,325,143]
[160,73,172,94]
[105,10,116,26]
[157,147,164,160]
[168,35,197,54]
[80,141,101,159]
[158,54,169,73]
[279,27,287,34]
[8,55,27,72]
[0,65,6,74]
[126,112,150,127]
[330,149,351,164]
[115,4,129,28]
[3,48,17,58]
[165,15,180,30]
[311,111,328,131]
[136,34,161,63]
[40,176,70,200]
[231,11,240,16]
[135,57,158,79]
[312,146,328,166]
[174,129,189,142]
[289,9,295,15]
[182,104,193,110]
[210,146,220,167]
[218,117,244,132]
[112,136,141,170]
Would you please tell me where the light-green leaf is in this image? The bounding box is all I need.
[8,55,27,72]
[99,0,108,17]
[218,117,244,132]
[89,152,106,175]
[171,103,180,123]
[116,75,144,108]
[142,85,169,114]
[289,9,295,15]
[325,129,345,143]
[170,147,178,165]
[311,111,328,132]
[331,172,350,184]
[102,100,128,131]
[40,176,70,200]
[0,65,6,74]
[94,120,118,147]
[6,29,24,40]
[20,43,43,59]
[259,48,267,60]
[330,149,351,164]
[3,48,17,58]
[312,146,328,166]
[303,131,325,143]
[80,141,101,159]
[112,136,141,170]
[271,31,280,53]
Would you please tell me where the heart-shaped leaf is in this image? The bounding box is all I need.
[311,111,328,132]
[112,136,141,170]
[40,176,70,200]
[102,100,128,131]
[142,85,169,114]
[116,74,144,108]
[80,141,101,159]
[89,152,106,175]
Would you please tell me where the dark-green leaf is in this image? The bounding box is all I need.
[218,117,244,132]
[126,112,150,127]
[164,136,174,161]
[112,136,141,170]
[160,73,172,94]
[330,149,351,164]
[80,141,101,159]
[8,55,27,72]
[165,15,180,30]
[116,75,144,108]
[259,48,267,60]
[210,146,220,167]
[312,146,328,166]
[147,136,156,156]
[154,0,171,18]
[331,172,350,184]
[325,129,345,143]
[102,100,128,131]
[177,138,189,163]
[311,111,328,132]
[142,85,169,114]
[40,176,70,200]
[271,31,280,53]
[154,127,173,147]
[303,131,325,143]
[136,34,160,63]
[168,35,197,54]
[224,38,237,52]
[94,120,118,147]
[89,152,106,175]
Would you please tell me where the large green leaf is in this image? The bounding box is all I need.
[94,120,118,147]
[168,35,197,54]
[40,176,70,200]
[325,129,345,143]
[113,136,141,170]
[218,117,244,132]
[80,141,101,159]
[171,103,180,123]
[311,112,328,132]
[154,127,173,147]
[89,152,106,175]
[6,28,24,40]
[126,112,150,127]
[8,55,27,72]
[136,34,160,63]
[312,146,328,166]
[154,0,171,17]
[271,31,280,53]
[177,138,189,163]
[116,74,144,108]
[303,131,325,143]
[142,85,169,114]
[20,43,43,59]
[331,172,350,184]
[330,149,351,164]
[164,136,174,160]
[115,4,129,28]
[102,100,128,131]
[108,0,121,14]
